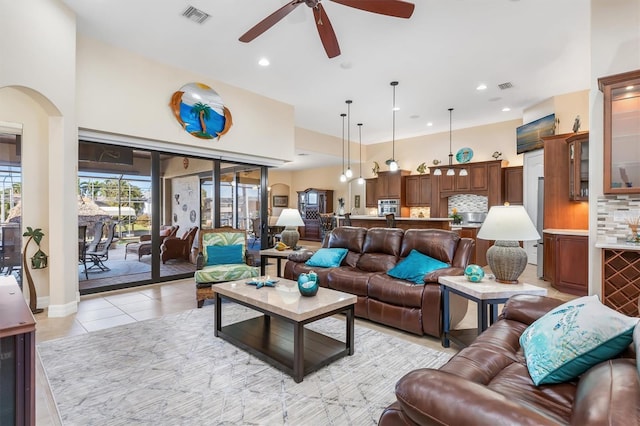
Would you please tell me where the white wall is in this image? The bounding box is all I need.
[589,0,640,296]
[76,36,295,165]
[0,0,78,315]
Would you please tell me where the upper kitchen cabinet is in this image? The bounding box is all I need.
[567,133,589,201]
[365,178,377,207]
[405,174,431,206]
[502,166,523,205]
[376,170,410,200]
[599,69,640,194]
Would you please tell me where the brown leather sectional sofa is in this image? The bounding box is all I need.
[379,294,640,425]
[284,226,475,338]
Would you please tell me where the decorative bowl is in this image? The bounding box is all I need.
[464,264,485,282]
[297,272,319,297]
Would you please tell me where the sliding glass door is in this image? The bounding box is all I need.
[78,141,267,293]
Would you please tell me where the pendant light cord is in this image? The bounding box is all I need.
[341,113,346,173]
[448,107,454,166]
[358,123,363,177]
[346,100,352,172]
[391,82,398,161]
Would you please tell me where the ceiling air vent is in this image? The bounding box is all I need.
[182,6,210,24]
[498,82,513,90]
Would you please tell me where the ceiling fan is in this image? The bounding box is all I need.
[239,0,415,58]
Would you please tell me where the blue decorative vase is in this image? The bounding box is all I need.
[297,271,319,297]
[464,264,485,283]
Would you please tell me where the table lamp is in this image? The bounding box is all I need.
[276,208,305,249]
[476,205,540,284]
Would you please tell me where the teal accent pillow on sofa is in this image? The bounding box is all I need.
[387,249,449,284]
[305,248,348,268]
[206,244,244,266]
[520,295,639,385]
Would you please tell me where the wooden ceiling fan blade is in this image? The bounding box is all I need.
[239,0,303,42]
[330,0,415,18]
[313,4,341,58]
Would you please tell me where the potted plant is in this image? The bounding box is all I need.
[22,226,47,314]
[23,227,48,269]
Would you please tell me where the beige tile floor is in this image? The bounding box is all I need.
[34,248,574,425]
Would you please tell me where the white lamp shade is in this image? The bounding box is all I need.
[276,208,305,227]
[477,205,540,241]
[433,168,442,176]
[389,161,398,171]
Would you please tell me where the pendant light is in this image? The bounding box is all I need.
[357,123,364,184]
[345,100,353,178]
[389,81,399,172]
[339,113,347,182]
[446,108,455,176]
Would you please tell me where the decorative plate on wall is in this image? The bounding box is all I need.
[456,147,474,164]
[169,82,233,140]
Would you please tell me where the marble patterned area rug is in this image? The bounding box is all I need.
[38,304,453,425]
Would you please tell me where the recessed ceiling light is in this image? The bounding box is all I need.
[258,58,270,67]
[426,122,433,127]
[627,85,635,90]
[502,107,511,112]
[476,84,487,91]
[393,107,400,111]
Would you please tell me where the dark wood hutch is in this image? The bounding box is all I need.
[297,188,333,241]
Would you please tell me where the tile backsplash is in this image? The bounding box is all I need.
[448,194,488,215]
[597,195,640,243]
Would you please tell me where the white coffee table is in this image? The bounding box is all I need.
[439,275,547,348]
[212,278,357,383]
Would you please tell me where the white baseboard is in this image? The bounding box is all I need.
[47,300,78,317]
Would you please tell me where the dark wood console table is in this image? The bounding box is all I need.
[0,276,36,425]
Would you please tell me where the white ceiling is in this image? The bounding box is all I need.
[62,0,591,168]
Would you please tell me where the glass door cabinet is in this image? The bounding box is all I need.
[599,69,640,194]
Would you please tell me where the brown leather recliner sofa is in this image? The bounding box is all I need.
[283,226,475,338]
[379,294,640,425]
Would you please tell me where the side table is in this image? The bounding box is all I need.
[439,275,547,348]
[259,247,312,277]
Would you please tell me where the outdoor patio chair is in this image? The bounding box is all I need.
[0,225,22,276]
[160,226,198,264]
[195,227,258,308]
[85,222,117,271]
[78,225,88,280]
[125,225,178,261]
[85,220,105,253]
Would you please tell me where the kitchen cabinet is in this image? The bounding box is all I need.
[567,133,589,200]
[428,160,503,218]
[454,226,492,266]
[543,232,587,296]
[404,175,431,206]
[0,277,36,426]
[365,178,377,207]
[502,166,523,205]
[542,133,589,230]
[297,188,333,241]
[599,69,640,194]
[376,170,410,200]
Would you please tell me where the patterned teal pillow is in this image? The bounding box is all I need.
[305,248,348,268]
[387,249,449,284]
[520,295,639,385]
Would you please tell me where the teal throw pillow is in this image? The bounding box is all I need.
[520,295,639,385]
[387,249,449,284]
[206,244,244,266]
[305,248,348,268]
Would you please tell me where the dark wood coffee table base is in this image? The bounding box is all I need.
[215,294,354,383]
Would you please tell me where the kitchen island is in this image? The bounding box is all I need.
[345,215,453,230]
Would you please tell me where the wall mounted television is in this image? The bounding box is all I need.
[516,113,556,154]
